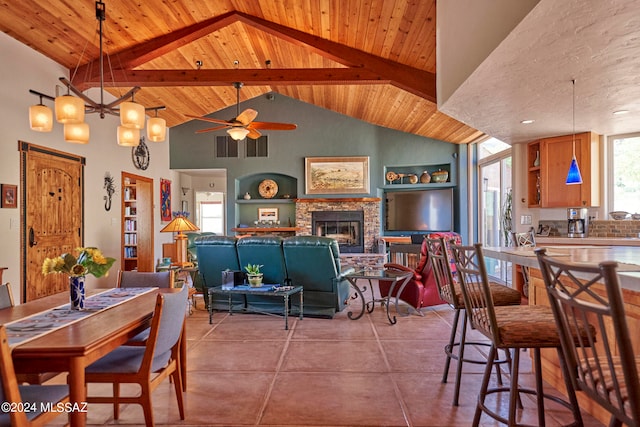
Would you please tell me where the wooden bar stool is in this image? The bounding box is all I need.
[450,243,584,426]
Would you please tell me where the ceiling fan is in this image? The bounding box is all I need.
[187,82,297,140]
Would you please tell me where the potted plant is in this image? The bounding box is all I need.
[244,264,264,287]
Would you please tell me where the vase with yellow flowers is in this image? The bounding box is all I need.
[42,247,116,310]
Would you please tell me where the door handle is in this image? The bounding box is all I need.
[29,227,38,247]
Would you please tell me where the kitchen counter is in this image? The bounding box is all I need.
[535,236,640,246]
[483,245,640,293]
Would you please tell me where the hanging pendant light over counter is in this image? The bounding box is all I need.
[566,79,583,185]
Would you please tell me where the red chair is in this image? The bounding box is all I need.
[381,232,461,310]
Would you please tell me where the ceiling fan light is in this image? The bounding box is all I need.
[64,123,90,144]
[29,104,53,132]
[55,95,85,124]
[120,101,145,129]
[146,117,166,142]
[227,127,250,141]
[117,126,140,146]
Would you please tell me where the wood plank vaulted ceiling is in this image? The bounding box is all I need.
[0,0,484,144]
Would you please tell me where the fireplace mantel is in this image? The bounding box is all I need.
[295,197,381,203]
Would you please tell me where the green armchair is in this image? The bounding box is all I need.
[283,236,353,318]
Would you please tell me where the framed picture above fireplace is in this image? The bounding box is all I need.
[305,156,370,195]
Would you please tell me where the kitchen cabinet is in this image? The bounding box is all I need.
[533,132,600,208]
[527,141,541,207]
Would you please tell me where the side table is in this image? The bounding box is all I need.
[345,269,413,324]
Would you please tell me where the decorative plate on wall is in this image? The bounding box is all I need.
[258,179,278,199]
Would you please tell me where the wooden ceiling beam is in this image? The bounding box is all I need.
[79,68,389,87]
[70,11,239,87]
[234,12,436,102]
[70,11,435,102]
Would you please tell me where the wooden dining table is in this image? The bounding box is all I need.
[0,287,183,427]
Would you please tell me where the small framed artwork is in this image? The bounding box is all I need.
[305,156,370,194]
[1,184,17,208]
[160,179,171,221]
[258,207,278,222]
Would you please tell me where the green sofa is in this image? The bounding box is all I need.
[195,235,353,317]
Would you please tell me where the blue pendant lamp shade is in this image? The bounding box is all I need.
[566,79,583,185]
[566,156,583,184]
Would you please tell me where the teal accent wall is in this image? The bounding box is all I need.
[170,94,466,236]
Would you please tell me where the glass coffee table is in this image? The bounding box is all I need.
[208,285,303,330]
[345,269,413,324]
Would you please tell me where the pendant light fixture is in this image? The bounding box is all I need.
[566,79,583,185]
[27,1,166,144]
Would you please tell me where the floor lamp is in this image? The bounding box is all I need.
[160,215,199,267]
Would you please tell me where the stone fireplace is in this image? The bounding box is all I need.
[295,198,381,253]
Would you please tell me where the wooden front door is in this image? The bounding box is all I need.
[19,142,84,303]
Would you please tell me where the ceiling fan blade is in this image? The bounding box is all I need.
[247,128,262,139]
[195,125,230,134]
[236,109,258,126]
[185,114,231,125]
[250,121,297,130]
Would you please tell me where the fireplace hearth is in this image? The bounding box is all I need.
[312,211,364,253]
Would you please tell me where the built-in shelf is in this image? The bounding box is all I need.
[236,199,295,204]
[380,183,455,190]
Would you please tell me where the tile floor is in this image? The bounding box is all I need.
[50,295,605,426]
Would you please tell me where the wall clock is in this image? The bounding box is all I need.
[132,137,150,170]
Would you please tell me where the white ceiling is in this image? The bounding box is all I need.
[439,0,640,145]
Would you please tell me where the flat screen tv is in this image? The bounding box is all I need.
[385,188,454,232]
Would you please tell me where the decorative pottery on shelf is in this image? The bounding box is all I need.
[247,274,263,287]
[69,276,85,310]
[408,174,418,184]
[431,169,449,183]
[258,179,278,199]
[419,171,431,183]
[243,192,251,200]
[386,171,398,184]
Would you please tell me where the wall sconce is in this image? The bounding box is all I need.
[181,187,190,196]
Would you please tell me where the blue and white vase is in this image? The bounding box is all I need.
[69,276,85,310]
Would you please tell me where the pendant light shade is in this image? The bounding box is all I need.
[147,116,166,142]
[566,79,583,185]
[55,95,85,124]
[64,123,90,144]
[117,126,140,146]
[227,127,250,141]
[120,101,145,129]
[566,156,583,184]
[29,103,53,132]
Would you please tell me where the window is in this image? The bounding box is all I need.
[195,191,225,234]
[608,132,640,213]
[216,136,238,158]
[477,138,512,284]
[246,136,268,157]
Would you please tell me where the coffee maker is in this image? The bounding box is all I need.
[567,208,589,238]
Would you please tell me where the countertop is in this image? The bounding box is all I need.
[483,245,640,292]
[535,236,640,246]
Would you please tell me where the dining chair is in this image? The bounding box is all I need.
[450,242,584,426]
[84,286,188,427]
[536,248,640,427]
[118,270,175,288]
[0,282,13,309]
[425,237,521,406]
[0,325,70,427]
